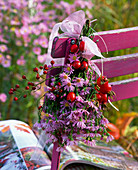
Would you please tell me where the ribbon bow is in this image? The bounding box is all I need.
[46,10,104,66]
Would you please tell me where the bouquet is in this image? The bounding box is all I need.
[9,11,116,151]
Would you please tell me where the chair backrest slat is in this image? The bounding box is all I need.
[111,77,138,101]
[94,27,138,52]
[94,53,138,78]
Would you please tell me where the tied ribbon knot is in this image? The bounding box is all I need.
[46,10,104,69]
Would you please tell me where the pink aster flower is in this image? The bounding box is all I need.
[0,93,7,102]
[68,53,79,63]
[37,54,47,63]
[38,23,48,33]
[76,95,84,103]
[83,139,96,147]
[0,53,4,64]
[60,100,73,110]
[33,47,41,55]
[77,121,86,129]
[73,77,84,87]
[100,118,109,125]
[60,72,70,82]
[106,135,114,142]
[62,80,75,91]
[38,36,48,48]
[17,56,26,66]
[0,45,8,52]
[79,87,91,96]
[16,40,22,46]
[83,79,89,86]
[63,64,74,75]
[2,58,11,67]
[31,90,41,98]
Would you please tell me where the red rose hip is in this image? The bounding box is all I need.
[79,41,85,51]
[72,61,81,69]
[67,92,76,102]
[70,44,78,53]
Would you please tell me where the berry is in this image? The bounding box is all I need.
[67,92,76,102]
[13,88,16,91]
[10,88,14,91]
[23,94,27,98]
[100,83,112,94]
[96,93,107,104]
[50,86,56,92]
[31,82,34,86]
[43,70,47,74]
[14,97,18,101]
[59,89,63,93]
[32,86,36,90]
[36,73,40,79]
[79,41,85,51]
[44,64,48,70]
[39,66,43,69]
[57,82,61,86]
[15,84,20,88]
[22,75,26,79]
[80,61,88,71]
[9,91,13,95]
[97,76,108,87]
[25,86,29,90]
[50,60,55,65]
[70,44,78,53]
[38,106,42,110]
[72,61,81,69]
[27,82,32,86]
[56,94,60,98]
[33,67,38,72]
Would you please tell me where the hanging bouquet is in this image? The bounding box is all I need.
[9,11,116,151]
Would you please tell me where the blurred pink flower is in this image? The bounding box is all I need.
[2,58,11,67]
[86,10,93,19]
[38,36,48,48]
[37,54,47,63]
[33,47,41,55]
[20,26,31,35]
[0,93,7,102]
[17,56,26,66]
[0,35,8,43]
[38,23,48,33]
[32,26,41,36]
[33,39,39,46]
[16,40,22,46]
[74,0,94,9]
[0,44,8,52]
[0,53,4,64]
[31,90,42,98]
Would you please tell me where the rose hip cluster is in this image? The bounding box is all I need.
[70,41,88,71]
[8,61,55,107]
[96,76,112,104]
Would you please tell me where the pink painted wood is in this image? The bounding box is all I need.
[94,27,138,52]
[51,142,61,170]
[110,77,138,101]
[94,53,138,78]
[51,27,138,58]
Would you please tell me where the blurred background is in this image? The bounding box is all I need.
[0,0,137,159]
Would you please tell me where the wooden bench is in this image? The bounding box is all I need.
[50,26,138,170]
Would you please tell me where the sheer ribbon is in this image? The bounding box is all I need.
[45,10,104,77]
